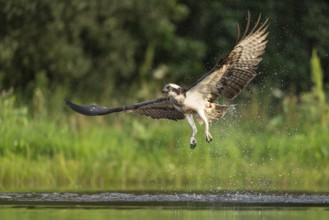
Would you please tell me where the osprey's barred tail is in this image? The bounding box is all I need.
[205,104,232,122]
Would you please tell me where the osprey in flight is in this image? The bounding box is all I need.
[66,13,269,149]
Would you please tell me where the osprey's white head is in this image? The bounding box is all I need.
[162,83,186,103]
[162,83,183,95]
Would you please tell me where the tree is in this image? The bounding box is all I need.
[0,0,328,103]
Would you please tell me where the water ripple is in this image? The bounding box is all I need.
[0,191,328,207]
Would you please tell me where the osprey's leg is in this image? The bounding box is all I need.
[185,114,197,149]
[197,110,212,143]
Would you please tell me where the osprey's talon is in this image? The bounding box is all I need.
[190,137,197,149]
[205,133,213,143]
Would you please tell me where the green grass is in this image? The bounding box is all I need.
[1,92,328,192]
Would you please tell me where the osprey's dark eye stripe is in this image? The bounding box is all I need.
[173,88,180,94]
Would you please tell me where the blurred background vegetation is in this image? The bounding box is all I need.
[0,0,328,192]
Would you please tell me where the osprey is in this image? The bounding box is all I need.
[66,13,269,149]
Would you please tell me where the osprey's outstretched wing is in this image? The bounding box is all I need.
[188,12,269,100]
[65,97,185,121]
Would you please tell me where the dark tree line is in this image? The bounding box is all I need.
[0,0,328,102]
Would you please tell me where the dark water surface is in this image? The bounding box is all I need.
[0,191,328,219]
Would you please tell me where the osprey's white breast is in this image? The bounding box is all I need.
[181,91,209,114]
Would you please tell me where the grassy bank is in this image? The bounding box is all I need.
[1,91,328,192]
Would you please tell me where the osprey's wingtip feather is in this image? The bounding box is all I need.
[64,99,114,116]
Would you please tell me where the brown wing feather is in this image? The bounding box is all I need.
[133,107,185,121]
[188,13,269,100]
[129,97,185,121]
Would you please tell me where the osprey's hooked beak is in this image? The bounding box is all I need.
[162,85,168,93]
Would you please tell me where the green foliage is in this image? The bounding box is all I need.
[0,0,191,100]
[267,48,329,162]
[1,1,329,99]
[310,48,325,106]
